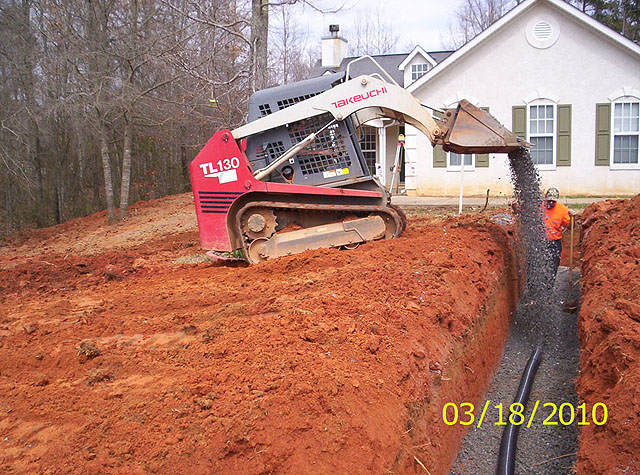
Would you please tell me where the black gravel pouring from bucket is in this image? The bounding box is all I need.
[507,147,555,343]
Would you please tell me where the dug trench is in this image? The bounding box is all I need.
[454,147,584,474]
[0,193,525,474]
[452,247,582,473]
[454,193,640,474]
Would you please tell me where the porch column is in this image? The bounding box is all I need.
[376,126,387,186]
[404,124,418,192]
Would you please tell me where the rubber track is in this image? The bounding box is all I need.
[234,200,406,263]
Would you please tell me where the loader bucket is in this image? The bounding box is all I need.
[440,100,529,154]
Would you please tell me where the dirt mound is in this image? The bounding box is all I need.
[0,230,201,295]
[0,196,519,474]
[576,194,640,473]
[0,193,196,269]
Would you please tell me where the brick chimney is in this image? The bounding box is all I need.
[321,24,348,68]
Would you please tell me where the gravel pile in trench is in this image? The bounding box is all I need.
[451,266,581,473]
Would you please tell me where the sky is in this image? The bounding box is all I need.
[296,0,467,53]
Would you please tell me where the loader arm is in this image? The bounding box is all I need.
[232,75,525,155]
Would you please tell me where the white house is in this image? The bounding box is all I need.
[313,0,640,196]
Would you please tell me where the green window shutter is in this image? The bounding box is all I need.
[432,110,446,168]
[475,153,489,167]
[557,104,572,166]
[595,103,611,166]
[512,105,527,139]
[433,145,447,168]
[475,107,490,167]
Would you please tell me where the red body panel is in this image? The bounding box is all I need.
[189,130,382,251]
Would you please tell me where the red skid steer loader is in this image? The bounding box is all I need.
[190,67,524,263]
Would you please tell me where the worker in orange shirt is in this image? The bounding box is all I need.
[541,187,571,285]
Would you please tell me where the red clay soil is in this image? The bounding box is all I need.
[576,194,640,474]
[0,194,518,474]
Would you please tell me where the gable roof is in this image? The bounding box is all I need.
[309,50,453,85]
[311,53,408,84]
[407,0,640,94]
[398,45,438,70]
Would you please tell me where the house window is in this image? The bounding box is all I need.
[612,101,639,165]
[529,103,555,166]
[448,152,474,170]
[359,125,377,175]
[411,63,429,82]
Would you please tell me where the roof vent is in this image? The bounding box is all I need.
[526,17,560,49]
[533,21,553,41]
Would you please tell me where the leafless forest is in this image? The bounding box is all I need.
[0,0,313,235]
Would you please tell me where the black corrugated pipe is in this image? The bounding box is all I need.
[496,345,543,475]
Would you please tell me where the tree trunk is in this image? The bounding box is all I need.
[180,143,190,191]
[77,122,85,185]
[3,183,14,235]
[99,120,117,224]
[31,118,46,225]
[117,0,140,221]
[119,115,133,221]
[18,0,47,226]
[54,184,66,224]
[250,0,269,91]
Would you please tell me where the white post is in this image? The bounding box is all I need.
[458,156,464,215]
[389,142,402,194]
[377,127,387,186]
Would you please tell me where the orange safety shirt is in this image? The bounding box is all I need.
[541,201,570,241]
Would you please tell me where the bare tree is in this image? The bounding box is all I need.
[445,0,518,49]
[346,5,400,56]
[0,0,225,231]
[250,0,269,90]
[84,0,120,224]
[0,0,47,225]
[270,6,311,85]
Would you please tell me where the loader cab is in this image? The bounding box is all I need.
[244,73,376,190]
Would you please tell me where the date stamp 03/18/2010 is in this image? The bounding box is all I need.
[442,401,608,428]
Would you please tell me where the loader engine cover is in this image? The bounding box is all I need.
[245,73,370,186]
